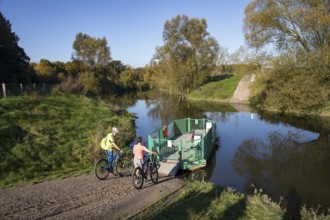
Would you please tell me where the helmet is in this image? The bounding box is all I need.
[112,127,119,133]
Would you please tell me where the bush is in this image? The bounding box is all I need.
[258,50,329,114]
[53,75,82,94]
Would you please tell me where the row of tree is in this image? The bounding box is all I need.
[0,12,146,95]
[1,0,329,114]
[0,12,249,97]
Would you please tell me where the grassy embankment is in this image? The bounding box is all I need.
[188,74,330,116]
[249,76,330,117]
[135,181,330,220]
[187,75,241,102]
[0,94,135,187]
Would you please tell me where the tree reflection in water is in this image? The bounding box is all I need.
[145,94,237,124]
[119,92,330,214]
[231,129,330,213]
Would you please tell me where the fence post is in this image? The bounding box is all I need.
[2,83,6,98]
[188,118,191,132]
[33,83,36,91]
[20,83,23,94]
[179,140,182,167]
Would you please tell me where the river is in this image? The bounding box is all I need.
[118,93,330,213]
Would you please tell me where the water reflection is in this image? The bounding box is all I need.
[123,92,330,212]
[123,92,238,124]
[231,130,330,210]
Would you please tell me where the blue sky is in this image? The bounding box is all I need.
[1,0,250,67]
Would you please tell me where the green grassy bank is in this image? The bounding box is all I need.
[187,75,241,102]
[135,181,330,220]
[0,94,135,187]
[187,74,330,116]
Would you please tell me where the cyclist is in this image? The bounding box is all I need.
[100,127,123,166]
[133,136,157,169]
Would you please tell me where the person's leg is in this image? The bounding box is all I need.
[105,151,115,174]
[106,150,113,163]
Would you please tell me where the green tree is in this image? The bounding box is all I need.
[72,32,111,69]
[78,71,100,95]
[118,67,137,90]
[65,60,85,77]
[109,60,126,75]
[0,12,30,83]
[244,0,330,114]
[71,32,117,95]
[52,61,66,75]
[33,59,59,83]
[263,50,329,113]
[152,15,219,96]
[244,0,330,52]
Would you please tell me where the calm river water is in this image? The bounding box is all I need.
[120,93,330,212]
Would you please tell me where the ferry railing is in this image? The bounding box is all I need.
[148,118,216,166]
[184,139,203,163]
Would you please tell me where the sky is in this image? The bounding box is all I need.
[1,0,251,68]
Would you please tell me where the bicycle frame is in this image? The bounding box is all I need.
[95,150,133,180]
[106,151,121,170]
[140,154,158,177]
[132,153,159,189]
[141,157,150,177]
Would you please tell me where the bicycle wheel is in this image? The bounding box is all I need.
[94,158,110,180]
[116,158,133,177]
[149,162,159,184]
[132,167,144,189]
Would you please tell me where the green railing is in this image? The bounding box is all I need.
[148,118,216,170]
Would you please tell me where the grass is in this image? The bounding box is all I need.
[0,93,135,187]
[187,75,241,102]
[134,181,330,220]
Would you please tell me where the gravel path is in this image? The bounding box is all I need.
[230,74,255,104]
[0,173,186,220]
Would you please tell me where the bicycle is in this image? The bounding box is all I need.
[94,150,133,180]
[132,153,159,189]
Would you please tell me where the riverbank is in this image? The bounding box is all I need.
[134,181,330,220]
[1,93,328,219]
[187,74,330,117]
[0,93,135,187]
[187,75,241,102]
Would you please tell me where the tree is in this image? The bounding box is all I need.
[78,71,100,95]
[33,59,58,83]
[52,61,66,75]
[0,12,30,83]
[244,0,330,52]
[152,15,219,96]
[215,46,230,75]
[72,32,111,69]
[244,0,330,114]
[263,50,329,113]
[65,60,85,77]
[229,46,271,76]
[118,67,137,90]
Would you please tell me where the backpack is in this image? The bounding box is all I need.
[100,136,107,150]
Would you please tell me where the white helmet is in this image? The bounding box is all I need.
[112,127,119,133]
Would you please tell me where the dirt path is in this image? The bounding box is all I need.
[230,74,255,104]
[0,173,186,220]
